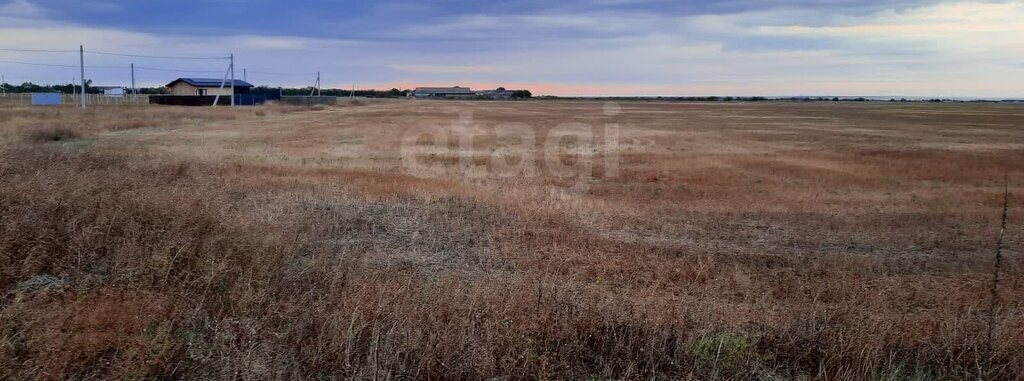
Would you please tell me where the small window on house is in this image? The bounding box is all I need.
[197,89,208,96]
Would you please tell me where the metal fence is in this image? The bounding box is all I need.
[148,94,267,106]
[279,96,337,106]
[235,94,268,106]
[0,93,151,106]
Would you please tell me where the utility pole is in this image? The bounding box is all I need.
[79,45,86,109]
[130,63,136,102]
[230,54,235,107]
[71,76,76,101]
[310,72,318,96]
[243,68,247,82]
[213,61,230,106]
[2,74,5,97]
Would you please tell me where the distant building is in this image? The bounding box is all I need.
[166,78,253,96]
[476,88,514,100]
[92,86,125,97]
[409,86,476,99]
[408,86,525,100]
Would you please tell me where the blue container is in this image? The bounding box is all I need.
[31,93,61,105]
[31,91,61,103]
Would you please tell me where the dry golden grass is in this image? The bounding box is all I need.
[0,101,1021,380]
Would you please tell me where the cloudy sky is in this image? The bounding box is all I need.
[0,0,1022,97]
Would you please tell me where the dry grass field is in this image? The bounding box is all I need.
[0,100,1022,380]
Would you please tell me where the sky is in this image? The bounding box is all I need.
[0,0,1022,97]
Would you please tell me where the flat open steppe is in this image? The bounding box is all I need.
[1,100,1021,379]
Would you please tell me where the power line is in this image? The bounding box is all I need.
[134,66,222,74]
[0,58,225,73]
[2,46,309,77]
[0,59,142,70]
[2,47,227,60]
[84,50,229,60]
[0,59,78,68]
[1,46,325,89]
[0,79,79,84]
[0,47,77,53]
[246,69,313,76]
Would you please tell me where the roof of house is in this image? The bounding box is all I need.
[166,78,254,88]
[411,86,475,94]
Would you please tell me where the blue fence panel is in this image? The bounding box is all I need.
[31,93,61,105]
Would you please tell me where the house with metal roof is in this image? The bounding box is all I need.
[166,78,254,96]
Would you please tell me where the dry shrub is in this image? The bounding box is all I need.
[0,144,700,379]
[258,103,308,114]
[102,118,149,131]
[0,105,254,139]
[6,291,180,379]
[0,146,300,379]
[23,127,81,143]
[1,141,1014,380]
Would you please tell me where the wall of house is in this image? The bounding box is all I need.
[168,83,195,95]
[167,82,234,96]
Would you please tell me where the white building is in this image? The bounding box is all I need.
[93,86,125,97]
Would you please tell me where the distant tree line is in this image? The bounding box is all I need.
[249,86,412,98]
[8,82,986,103]
[249,87,533,99]
[511,90,532,99]
[0,82,417,97]
[0,81,167,94]
[0,82,535,99]
[554,96,771,102]
[545,96,995,103]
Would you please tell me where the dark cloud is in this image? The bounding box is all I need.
[2,0,1020,96]
[24,0,945,38]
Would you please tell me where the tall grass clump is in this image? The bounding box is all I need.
[24,127,81,143]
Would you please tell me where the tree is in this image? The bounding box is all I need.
[511,90,532,99]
